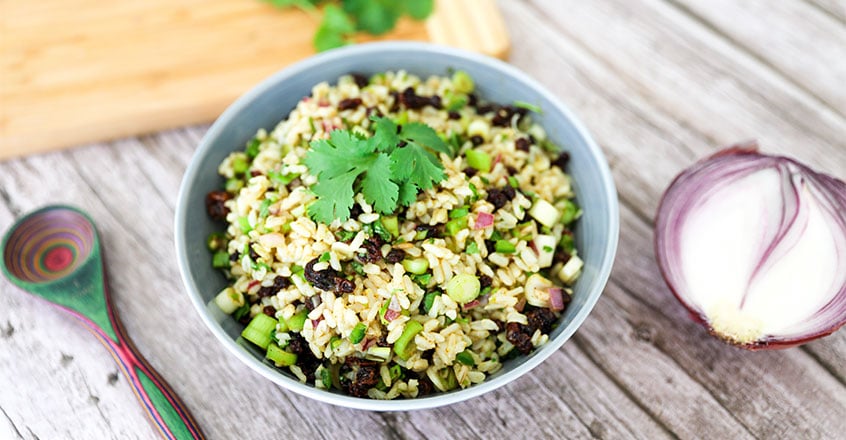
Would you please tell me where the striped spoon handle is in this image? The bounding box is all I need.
[76,301,205,440]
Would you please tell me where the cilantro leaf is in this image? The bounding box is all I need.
[359,154,399,213]
[314,5,356,52]
[343,0,401,35]
[389,144,444,191]
[305,115,446,224]
[399,122,451,156]
[368,116,400,152]
[308,170,358,223]
[402,0,434,20]
[397,180,419,207]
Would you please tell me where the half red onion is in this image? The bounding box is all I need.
[655,144,846,349]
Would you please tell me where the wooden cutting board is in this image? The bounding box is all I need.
[0,0,509,160]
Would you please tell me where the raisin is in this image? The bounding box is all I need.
[385,248,406,264]
[205,191,231,220]
[487,187,515,210]
[248,245,260,261]
[351,73,369,89]
[348,365,380,397]
[505,322,534,355]
[448,111,461,120]
[506,165,518,175]
[478,274,492,289]
[304,258,353,293]
[262,306,276,317]
[463,167,477,178]
[273,276,291,289]
[485,240,496,254]
[257,285,276,298]
[515,137,530,152]
[357,240,383,264]
[416,375,435,396]
[525,306,558,334]
[338,98,363,111]
[553,151,571,170]
[470,135,484,146]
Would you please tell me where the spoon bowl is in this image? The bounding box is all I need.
[2,205,204,440]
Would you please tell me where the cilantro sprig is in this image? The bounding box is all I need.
[264,0,435,52]
[304,116,451,224]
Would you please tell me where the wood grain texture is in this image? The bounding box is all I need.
[1,0,845,438]
[0,0,508,159]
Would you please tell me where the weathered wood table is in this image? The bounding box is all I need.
[2,1,845,438]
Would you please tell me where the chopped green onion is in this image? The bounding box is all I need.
[445,273,481,304]
[560,199,581,225]
[265,342,297,366]
[507,176,519,188]
[225,178,244,193]
[214,287,244,314]
[465,149,492,172]
[232,155,249,175]
[468,183,479,202]
[449,207,470,219]
[291,264,304,276]
[237,217,252,233]
[445,217,469,236]
[414,230,428,241]
[445,92,468,111]
[285,310,308,332]
[329,336,342,349]
[308,117,316,133]
[389,364,403,381]
[245,138,261,159]
[452,70,475,94]
[350,322,367,344]
[466,241,479,254]
[513,100,543,114]
[402,258,429,275]
[365,346,392,362]
[495,240,516,254]
[371,220,392,242]
[212,251,230,269]
[543,245,554,253]
[413,273,432,287]
[281,221,293,233]
[269,170,300,186]
[449,133,463,155]
[378,295,393,324]
[381,216,400,238]
[319,252,331,263]
[259,199,273,218]
[490,229,503,241]
[336,230,357,242]
[320,367,332,389]
[241,314,278,350]
[350,260,366,276]
[559,233,575,253]
[393,320,424,360]
[232,303,250,321]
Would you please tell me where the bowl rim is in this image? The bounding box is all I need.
[175,41,619,411]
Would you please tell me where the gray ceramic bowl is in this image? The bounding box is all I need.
[175,41,618,410]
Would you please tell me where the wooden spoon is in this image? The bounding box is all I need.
[1,205,204,439]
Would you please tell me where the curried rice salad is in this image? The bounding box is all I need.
[204,70,584,399]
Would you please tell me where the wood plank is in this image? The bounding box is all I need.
[665,0,846,117]
[525,0,846,177]
[503,2,846,437]
[807,0,846,23]
[0,0,508,158]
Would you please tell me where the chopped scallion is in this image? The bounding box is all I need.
[393,320,424,360]
[265,342,297,366]
[350,322,367,344]
[285,310,308,332]
[241,314,278,350]
[466,241,479,254]
[449,207,469,219]
[465,149,492,172]
[402,258,429,275]
[212,251,230,269]
[513,100,543,114]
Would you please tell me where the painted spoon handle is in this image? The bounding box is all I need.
[78,310,205,440]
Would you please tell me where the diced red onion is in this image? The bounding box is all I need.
[463,294,490,311]
[514,297,526,312]
[388,295,401,311]
[310,319,321,329]
[655,144,846,349]
[361,338,375,351]
[247,280,260,292]
[548,288,565,311]
[474,212,494,229]
[383,309,400,322]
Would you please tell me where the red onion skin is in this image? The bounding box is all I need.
[654,144,846,350]
[474,212,494,229]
